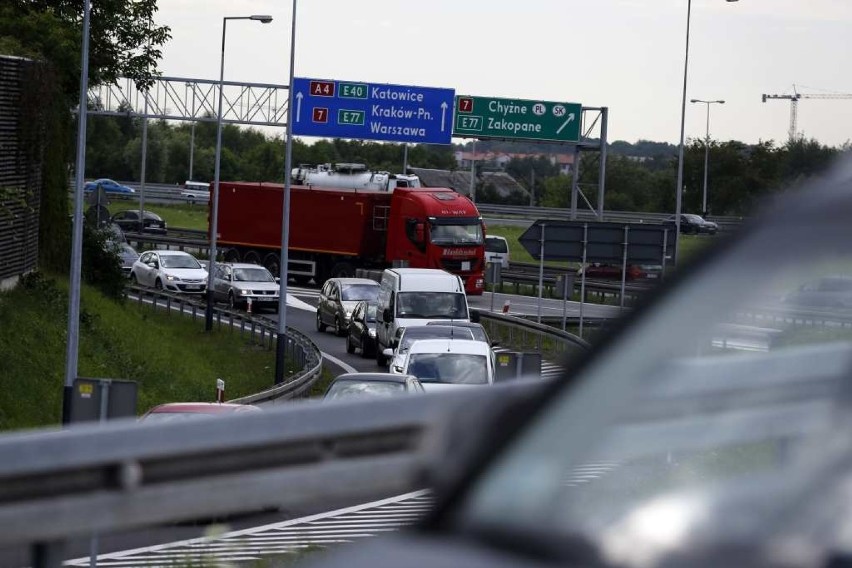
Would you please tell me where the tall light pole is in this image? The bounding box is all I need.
[206,14,273,332]
[674,0,738,264]
[185,81,196,181]
[275,0,298,384]
[690,99,725,216]
[63,0,92,423]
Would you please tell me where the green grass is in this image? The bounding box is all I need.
[0,274,289,431]
[108,202,210,231]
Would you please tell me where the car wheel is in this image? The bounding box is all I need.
[154,278,163,291]
[334,316,346,337]
[359,334,370,359]
[228,292,237,310]
[130,273,138,285]
[316,311,327,332]
[346,334,355,354]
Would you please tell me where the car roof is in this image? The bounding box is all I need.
[223,263,271,270]
[153,250,195,257]
[146,402,260,414]
[426,321,484,330]
[402,326,474,339]
[328,278,379,285]
[332,373,415,384]
[407,338,490,355]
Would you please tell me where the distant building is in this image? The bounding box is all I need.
[454,150,574,175]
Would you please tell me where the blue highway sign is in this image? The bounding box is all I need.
[291,77,455,144]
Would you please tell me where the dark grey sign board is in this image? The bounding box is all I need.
[518,220,676,265]
[70,378,138,423]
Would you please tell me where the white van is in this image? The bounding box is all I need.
[484,235,510,269]
[181,181,211,203]
[375,268,471,366]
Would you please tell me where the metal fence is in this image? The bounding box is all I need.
[129,285,323,401]
[0,56,41,285]
[475,309,591,362]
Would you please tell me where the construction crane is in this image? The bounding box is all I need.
[761,85,852,141]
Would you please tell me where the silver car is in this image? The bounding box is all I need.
[211,263,280,313]
[317,278,380,336]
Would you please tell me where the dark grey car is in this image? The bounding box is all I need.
[317,278,380,336]
[346,301,379,358]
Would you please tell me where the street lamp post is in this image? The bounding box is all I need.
[275,0,298,385]
[674,0,738,264]
[205,14,273,332]
[690,99,725,216]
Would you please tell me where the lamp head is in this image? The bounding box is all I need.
[250,14,273,23]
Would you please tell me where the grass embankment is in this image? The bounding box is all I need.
[0,274,282,431]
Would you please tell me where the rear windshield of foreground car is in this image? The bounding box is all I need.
[407,353,488,385]
[341,284,379,301]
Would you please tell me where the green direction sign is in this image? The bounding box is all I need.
[453,95,582,143]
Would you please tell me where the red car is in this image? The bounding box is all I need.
[140,402,261,422]
[577,263,663,281]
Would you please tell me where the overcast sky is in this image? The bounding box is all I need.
[153,0,852,147]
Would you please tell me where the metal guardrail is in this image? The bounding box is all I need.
[474,309,591,361]
[475,203,743,230]
[0,381,541,568]
[129,285,323,402]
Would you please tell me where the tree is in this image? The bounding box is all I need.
[0,1,171,101]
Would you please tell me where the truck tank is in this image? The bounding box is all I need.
[291,163,420,192]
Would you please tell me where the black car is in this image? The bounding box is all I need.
[346,301,378,358]
[110,209,167,235]
[666,213,718,234]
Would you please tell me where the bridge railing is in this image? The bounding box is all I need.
[0,382,542,568]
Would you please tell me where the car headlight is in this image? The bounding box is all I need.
[166,274,178,282]
[369,328,376,337]
[239,289,251,295]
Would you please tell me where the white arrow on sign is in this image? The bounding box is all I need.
[440,101,448,132]
[556,113,575,135]
[295,92,303,123]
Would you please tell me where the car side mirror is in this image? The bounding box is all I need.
[470,310,480,323]
[382,307,391,321]
[383,348,393,358]
[147,261,157,269]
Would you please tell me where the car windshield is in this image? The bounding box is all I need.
[406,353,488,385]
[396,292,467,319]
[325,380,405,399]
[233,267,274,282]
[485,237,508,253]
[453,170,852,563]
[399,327,474,353]
[160,255,201,269]
[430,222,483,245]
[341,284,379,301]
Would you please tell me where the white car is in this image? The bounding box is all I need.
[387,326,475,373]
[211,262,280,312]
[394,338,495,391]
[130,250,208,294]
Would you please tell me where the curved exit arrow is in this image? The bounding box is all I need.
[556,113,575,135]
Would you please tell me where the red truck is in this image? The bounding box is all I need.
[214,182,486,294]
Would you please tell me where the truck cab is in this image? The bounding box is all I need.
[385,188,485,295]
